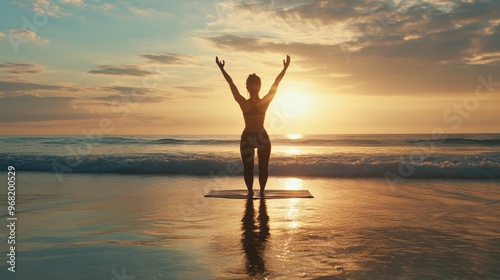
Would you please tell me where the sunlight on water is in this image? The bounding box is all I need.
[285,147,303,155]
[4,174,499,279]
[289,221,299,229]
[284,178,304,190]
[286,133,303,140]
[2,134,498,179]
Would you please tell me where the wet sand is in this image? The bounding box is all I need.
[0,172,499,279]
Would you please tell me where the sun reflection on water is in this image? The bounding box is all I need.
[285,148,303,155]
[285,178,303,230]
[286,134,303,140]
[284,178,304,190]
[289,221,299,229]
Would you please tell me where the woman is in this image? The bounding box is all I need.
[216,55,291,197]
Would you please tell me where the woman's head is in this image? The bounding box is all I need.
[246,73,261,98]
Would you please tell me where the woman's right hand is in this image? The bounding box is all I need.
[216,56,225,69]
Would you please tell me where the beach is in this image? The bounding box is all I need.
[0,134,499,279]
[1,0,500,277]
[1,0,499,278]
[0,171,499,279]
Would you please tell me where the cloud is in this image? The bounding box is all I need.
[0,63,46,75]
[93,95,167,104]
[95,3,114,11]
[33,0,64,17]
[7,30,49,45]
[101,86,150,95]
[204,0,500,96]
[175,86,213,93]
[30,0,122,19]
[88,65,158,76]
[208,0,348,45]
[205,34,491,96]
[141,53,192,65]
[0,80,77,93]
[121,1,149,16]
[0,94,93,123]
[31,0,85,17]
[206,35,271,53]
[341,1,500,65]
[207,0,499,63]
[60,0,85,5]
[259,0,365,25]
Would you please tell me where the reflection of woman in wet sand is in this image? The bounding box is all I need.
[216,55,291,197]
[241,198,270,276]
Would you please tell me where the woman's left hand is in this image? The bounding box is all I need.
[283,55,291,69]
[216,56,225,69]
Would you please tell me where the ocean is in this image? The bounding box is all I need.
[0,134,499,279]
[1,134,499,180]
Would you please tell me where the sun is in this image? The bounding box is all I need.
[266,84,315,134]
[272,87,309,117]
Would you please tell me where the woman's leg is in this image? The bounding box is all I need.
[240,134,255,195]
[257,131,271,195]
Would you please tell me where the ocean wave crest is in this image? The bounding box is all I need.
[1,153,498,179]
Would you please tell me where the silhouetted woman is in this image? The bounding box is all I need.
[216,55,291,197]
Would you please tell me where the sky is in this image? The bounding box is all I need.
[0,0,498,135]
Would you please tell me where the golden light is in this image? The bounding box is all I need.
[285,148,303,155]
[284,178,303,190]
[286,133,303,140]
[273,87,309,117]
[286,195,301,229]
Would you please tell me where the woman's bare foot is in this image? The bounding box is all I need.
[247,190,254,197]
[259,189,265,198]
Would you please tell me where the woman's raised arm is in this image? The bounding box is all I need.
[216,56,246,105]
[262,55,290,105]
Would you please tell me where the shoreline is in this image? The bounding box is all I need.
[0,172,498,279]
